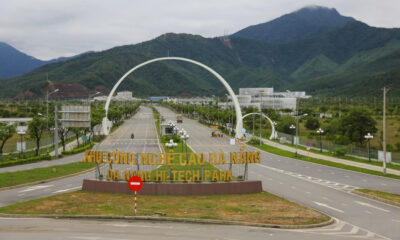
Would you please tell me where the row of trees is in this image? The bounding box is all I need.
[0,101,141,158]
[167,102,380,148]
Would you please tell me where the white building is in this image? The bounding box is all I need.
[220,88,310,111]
[93,91,140,102]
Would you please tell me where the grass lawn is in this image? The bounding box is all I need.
[355,189,400,205]
[279,141,400,171]
[250,143,400,180]
[0,190,330,226]
[0,162,96,188]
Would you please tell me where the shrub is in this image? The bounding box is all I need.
[161,135,181,143]
[0,154,52,168]
[62,142,94,155]
[333,147,347,157]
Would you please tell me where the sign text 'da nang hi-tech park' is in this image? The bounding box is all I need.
[83,149,261,183]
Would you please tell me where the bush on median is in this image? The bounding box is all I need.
[0,154,52,168]
[62,142,94,155]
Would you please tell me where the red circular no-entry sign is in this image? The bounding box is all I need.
[128,176,143,192]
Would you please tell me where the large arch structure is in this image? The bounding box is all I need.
[240,112,277,140]
[102,57,243,138]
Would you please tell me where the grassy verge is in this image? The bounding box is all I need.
[355,189,400,205]
[249,142,400,180]
[277,141,400,171]
[0,162,96,188]
[0,190,329,225]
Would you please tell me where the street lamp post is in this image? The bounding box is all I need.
[289,124,295,145]
[295,114,308,157]
[88,91,101,103]
[317,128,324,152]
[364,133,374,162]
[259,91,264,145]
[46,88,59,153]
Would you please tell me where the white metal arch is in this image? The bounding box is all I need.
[240,112,277,140]
[102,57,243,138]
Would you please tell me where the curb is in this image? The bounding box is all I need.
[0,213,334,229]
[0,166,96,191]
[352,190,400,208]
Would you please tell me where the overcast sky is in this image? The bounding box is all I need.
[1,0,399,60]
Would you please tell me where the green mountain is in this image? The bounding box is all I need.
[232,6,355,43]
[1,8,400,99]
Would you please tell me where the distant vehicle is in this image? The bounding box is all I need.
[211,131,223,138]
[176,114,183,123]
[131,133,135,139]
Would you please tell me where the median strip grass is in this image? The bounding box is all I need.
[0,190,330,226]
[355,189,400,206]
[0,162,96,188]
[250,143,400,180]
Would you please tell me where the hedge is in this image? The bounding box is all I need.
[0,154,52,168]
[62,142,94,155]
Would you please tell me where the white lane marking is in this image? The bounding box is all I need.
[108,223,172,229]
[306,191,311,194]
[321,196,330,201]
[381,183,387,186]
[313,201,344,213]
[392,219,400,223]
[279,182,283,185]
[364,210,372,214]
[19,185,53,193]
[52,186,81,194]
[355,201,390,212]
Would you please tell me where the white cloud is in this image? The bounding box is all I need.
[0,0,399,60]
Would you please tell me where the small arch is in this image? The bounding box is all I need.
[240,112,277,140]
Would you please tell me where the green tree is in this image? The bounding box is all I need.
[90,106,105,139]
[305,117,320,130]
[338,108,377,145]
[58,127,71,151]
[28,116,47,156]
[276,115,296,135]
[0,122,16,156]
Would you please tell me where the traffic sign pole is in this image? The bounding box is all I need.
[128,176,143,215]
[134,191,137,215]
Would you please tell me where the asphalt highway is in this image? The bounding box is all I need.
[0,106,160,207]
[1,106,399,240]
[156,106,400,240]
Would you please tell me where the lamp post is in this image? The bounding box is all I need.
[295,113,308,157]
[317,128,324,152]
[259,90,264,145]
[88,91,101,103]
[364,133,374,162]
[46,88,59,153]
[289,124,295,145]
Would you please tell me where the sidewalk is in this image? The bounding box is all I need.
[49,137,85,157]
[254,136,400,176]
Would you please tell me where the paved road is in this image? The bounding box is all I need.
[156,106,400,240]
[0,217,388,240]
[1,106,399,240]
[0,106,160,207]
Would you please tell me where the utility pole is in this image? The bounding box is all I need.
[382,86,389,174]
